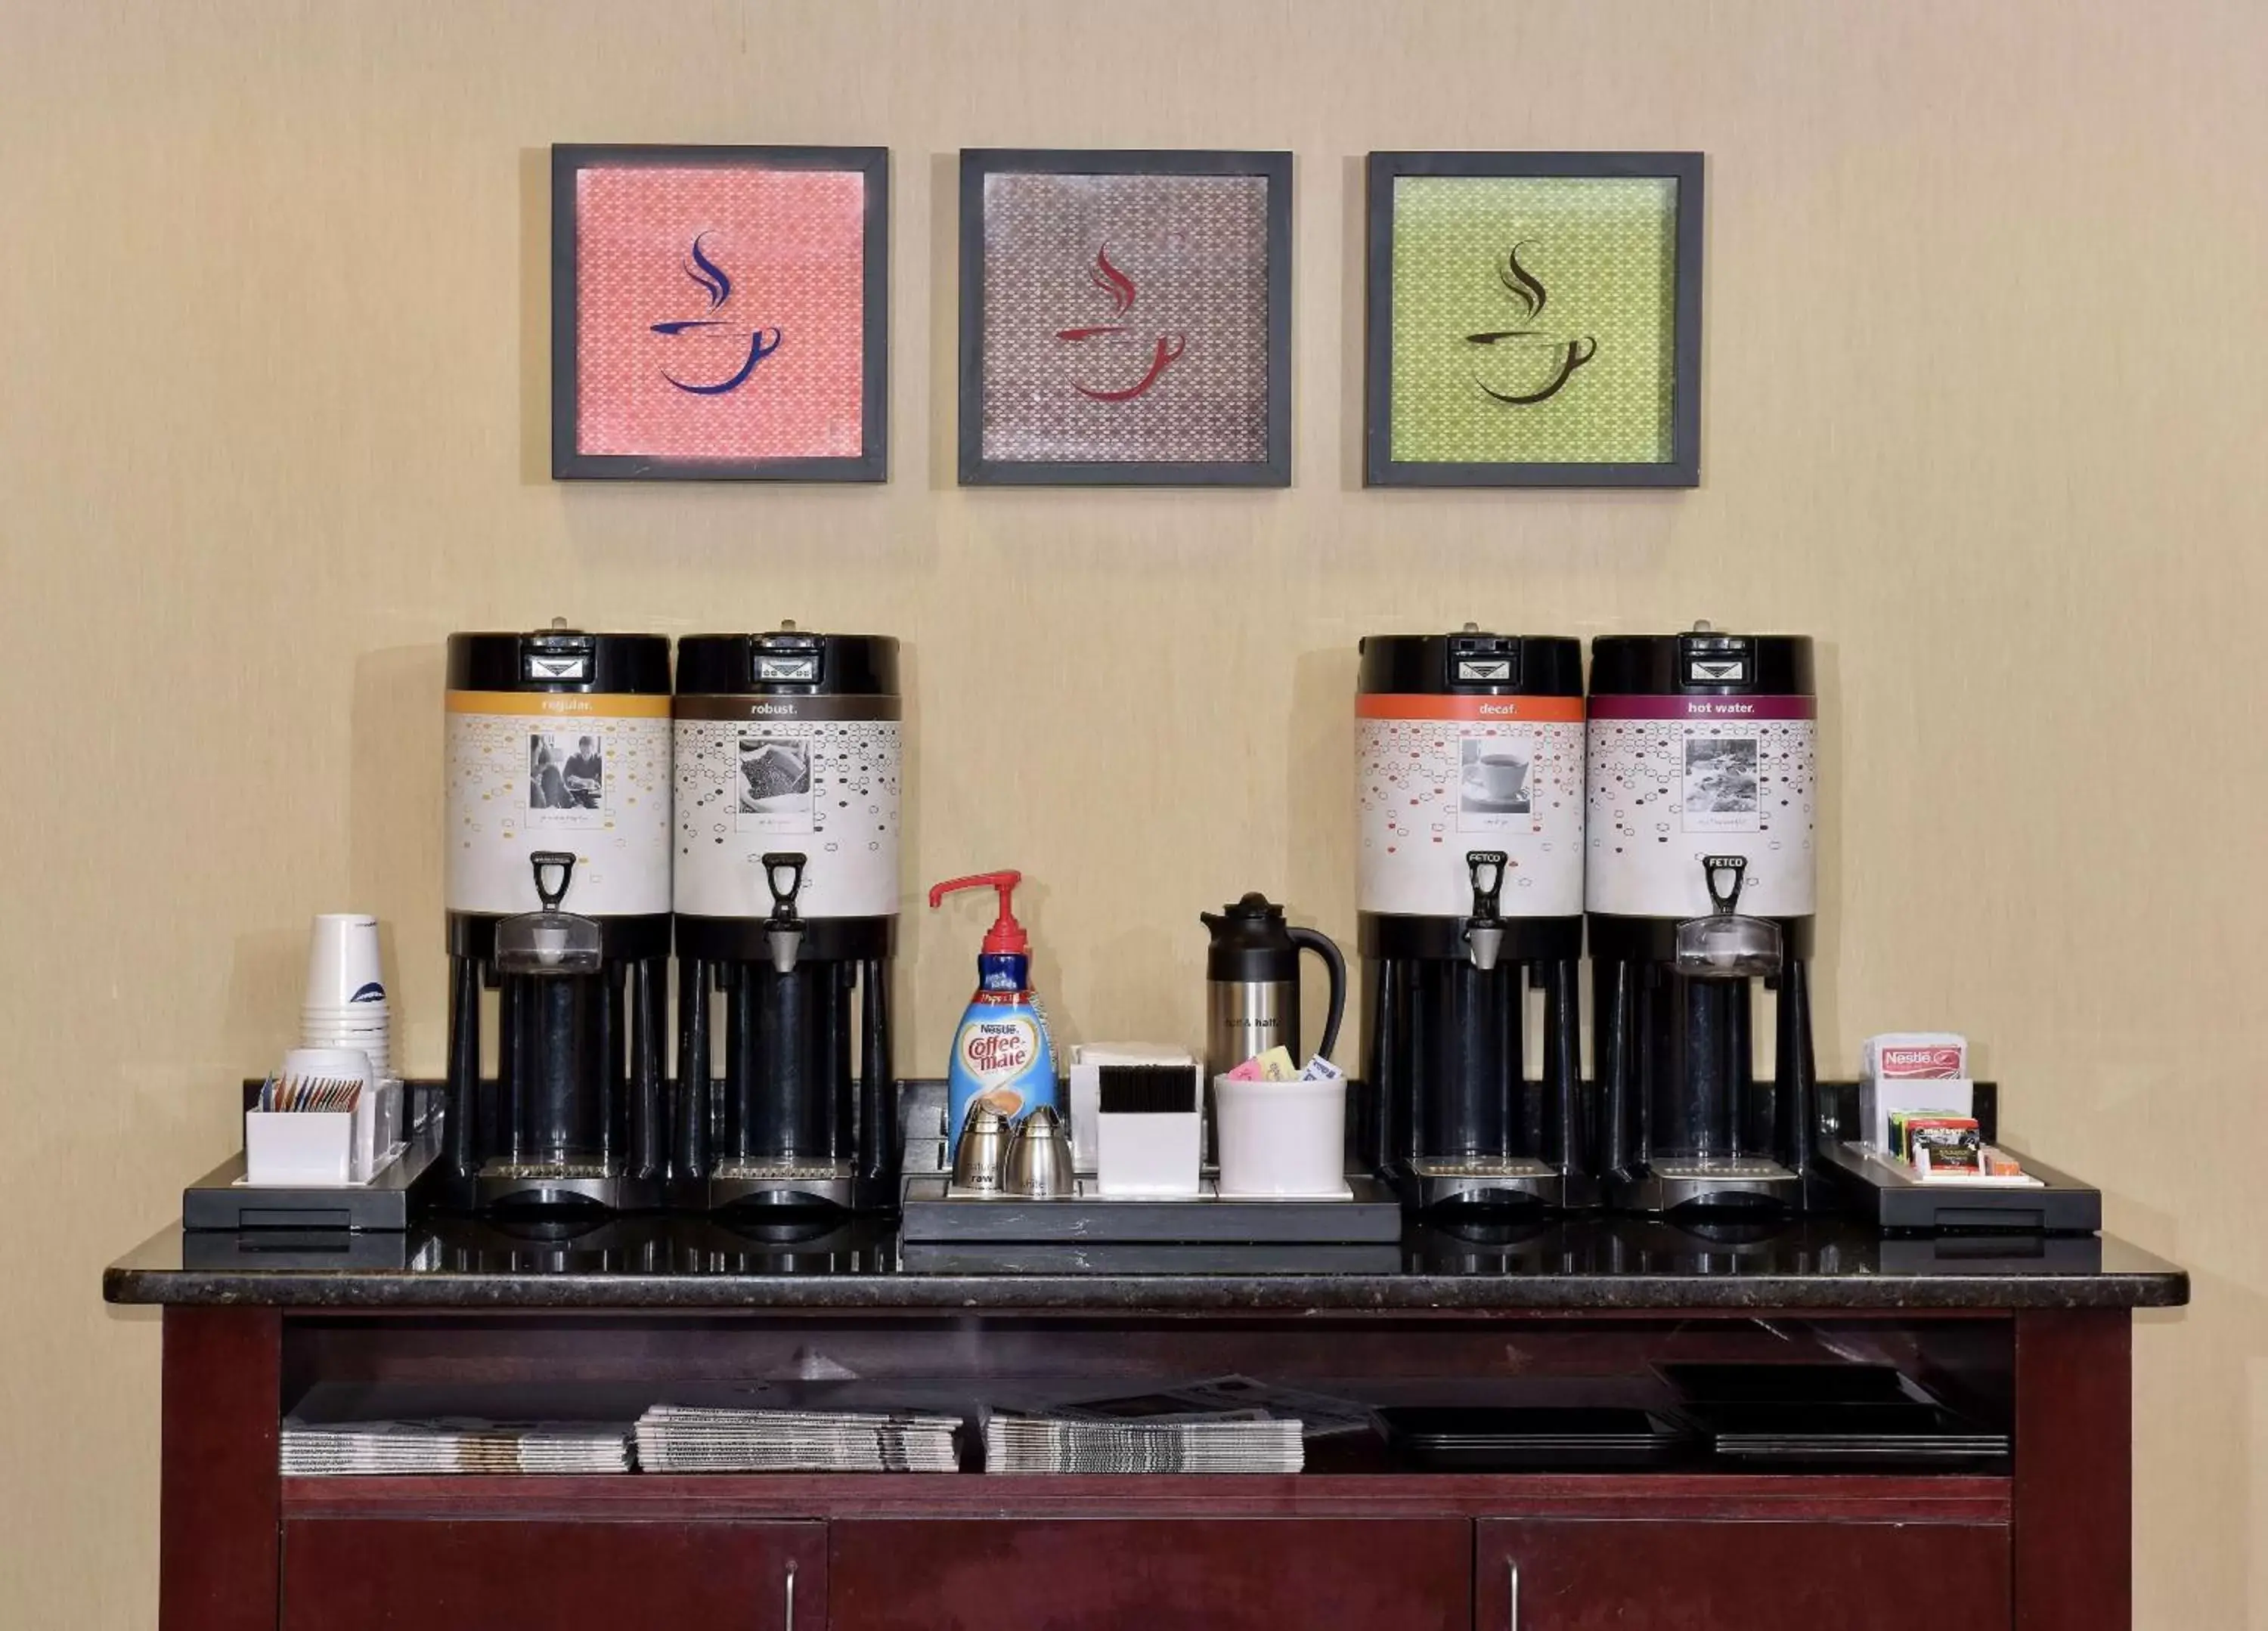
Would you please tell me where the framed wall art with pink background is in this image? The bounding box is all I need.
[552,144,888,481]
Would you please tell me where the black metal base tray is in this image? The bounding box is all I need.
[182,1125,448,1233]
[1377,1407,1690,1472]
[899,1175,1404,1244]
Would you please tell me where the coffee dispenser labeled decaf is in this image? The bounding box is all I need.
[443,624,674,1210]
[1587,626,1820,1213]
[671,627,901,1211]
[1355,630,1593,1211]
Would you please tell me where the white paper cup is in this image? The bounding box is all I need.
[305,914,386,1007]
[1213,1074,1349,1197]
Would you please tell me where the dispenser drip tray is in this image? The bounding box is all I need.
[1615,1156,1805,1215]
[1411,1156,1557,1181]
[1399,1156,1593,1212]
[713,1159,854,1183]
[480,1159,617,1181]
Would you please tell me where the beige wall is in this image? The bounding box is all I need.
[2,0,2260,1621]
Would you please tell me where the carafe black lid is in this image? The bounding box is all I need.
[1201,892,1299,981]
[1357,630,1582,697]
[1588,627,1814,697]
[446,624,671,694]
[677,627,900,696]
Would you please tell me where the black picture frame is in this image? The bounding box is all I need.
[550,144,889,482]
[1364,150,1703,489]
[958,148,1293,487]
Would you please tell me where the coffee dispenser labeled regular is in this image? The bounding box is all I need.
[671,627,901,1211]
[1356,630,1593,1211]
[443,624,674,1211]
[1588,627,1820,1213]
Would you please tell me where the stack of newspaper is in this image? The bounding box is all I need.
[983,1410,1305,1475]
[634,1406,963,1473]
[280,1417,632,1475]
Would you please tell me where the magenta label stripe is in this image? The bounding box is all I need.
[1588,695,1817,720]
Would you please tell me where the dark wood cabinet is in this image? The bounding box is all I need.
[135,1302,2155,1631]
[830,1517,1472,1631]
[1475,1518,2010,1630]
[281,1518,823,1630]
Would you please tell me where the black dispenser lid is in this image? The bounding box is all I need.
[446,622,671,694]
[1588,625,1815,697]
[1201,892,1301,981]
[676,625,900,696]
[1357,629,1583,697]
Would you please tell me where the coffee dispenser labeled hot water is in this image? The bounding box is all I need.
[1587,627,1820,1213]
[671,627,901,1212]
[443,624,674,1211]
[1355,630,1593,1211]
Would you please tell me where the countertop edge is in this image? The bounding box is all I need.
[101,1265,2194,1314]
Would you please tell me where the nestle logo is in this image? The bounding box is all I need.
[1880,1046,1963,1078]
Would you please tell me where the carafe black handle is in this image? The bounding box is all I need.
[1287,926,1346,1066]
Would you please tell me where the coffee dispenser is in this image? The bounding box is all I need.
[1355,630,1593,1211]
[1200,894,1346,1081]
[1587,627,1820,1213]
[443,625,674,1210]
[671,627,901,1211]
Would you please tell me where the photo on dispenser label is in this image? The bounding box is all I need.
[737,736,813,832]
[1681,735,1759,832]
[527,732,606,827]
[1459,735,1533,828]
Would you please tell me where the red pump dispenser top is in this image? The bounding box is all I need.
[927,871,1030,955]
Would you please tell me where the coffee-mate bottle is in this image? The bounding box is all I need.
[928,871,1058,1156]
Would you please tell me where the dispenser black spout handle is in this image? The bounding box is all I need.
[1702,854,1749,915]
[531,851,576,911]
[762,853,807,922]
[1466,850,1508,920]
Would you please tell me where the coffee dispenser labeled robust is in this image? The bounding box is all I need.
[671,627,901,1211]
[443,624,674,1210]
[1587,627,1820,1213]
[1356,630,1594,1211]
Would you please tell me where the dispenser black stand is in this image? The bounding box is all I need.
[1367,852,1597,1212]
[674,853,898,1212]
[1595,856,1817,1215]
[443,853,668,1212]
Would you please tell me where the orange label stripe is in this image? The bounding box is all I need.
[445,690,672,719]
[1356,695,1585,723]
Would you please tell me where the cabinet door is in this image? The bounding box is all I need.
[831,1517,1470,1631]
[1477,1518,2009,1631]
[282,1518,823,1629]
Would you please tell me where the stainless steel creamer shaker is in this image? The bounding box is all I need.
[1199,893,1346,1080]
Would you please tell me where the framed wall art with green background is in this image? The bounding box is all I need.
[1365,151,1703,487]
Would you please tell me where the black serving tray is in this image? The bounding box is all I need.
[1814,1080,2102,1233]
[1656,1362,1921,1406]
[898,1175,1403,1245]
[1680,1399,2009,1465]
[1376,1406,1690,1472]
[182,1122,448,1233]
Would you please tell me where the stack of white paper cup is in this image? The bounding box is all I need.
[301,914,391,1077]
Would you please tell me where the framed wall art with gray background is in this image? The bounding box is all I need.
[959,148,1293,487]
[1365,150,1703,488]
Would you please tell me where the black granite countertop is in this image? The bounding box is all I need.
[104,1214,2188,1313]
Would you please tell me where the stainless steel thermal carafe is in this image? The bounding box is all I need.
[1200,893,1346,1080]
